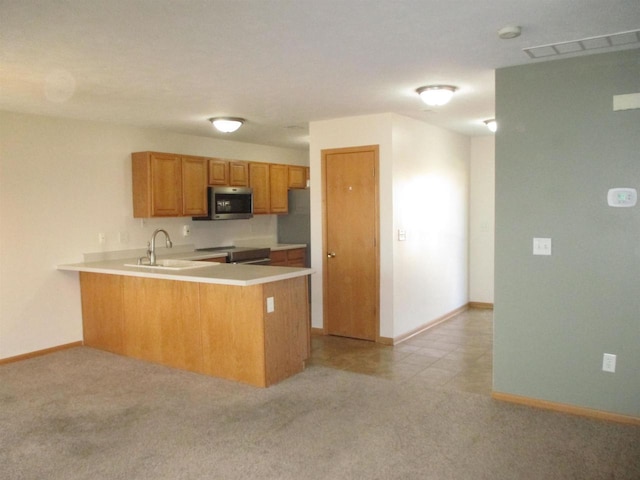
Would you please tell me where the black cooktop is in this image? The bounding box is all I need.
[196,246,271,262]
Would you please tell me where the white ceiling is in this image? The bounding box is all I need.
[1,0,639,150]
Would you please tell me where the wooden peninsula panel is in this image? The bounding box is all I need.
[78,272,310,387]
[263,277,310,386]
[122,276,203,373]
[199,283,266,386]
[80,272,124,355]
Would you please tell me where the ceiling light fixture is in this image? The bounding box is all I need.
[484,119,497,133]
[498,25,522,40]
[209,117,245,133]
[416,85,457,106]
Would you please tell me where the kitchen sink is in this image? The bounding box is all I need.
[124,259,218,270]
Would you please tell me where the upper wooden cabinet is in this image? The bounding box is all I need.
[133,150,305,218]
[132,152,208,218]
[288,166,308,189]
[249,163,290,215]
[208,159,249,187]
[229,161,249,186]
[249,162,270,214]
[208,158,228,185]
[269,164,288,214]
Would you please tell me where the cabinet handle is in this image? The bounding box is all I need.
[327,251,336,258]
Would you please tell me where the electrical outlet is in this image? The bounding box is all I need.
[98,232,106,244]
[182,225,191,237]
[266,297,275,313]
[602,353,616,373]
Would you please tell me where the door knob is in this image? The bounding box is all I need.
[327,251,336,258]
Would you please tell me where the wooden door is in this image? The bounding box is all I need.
[323,145,379,341]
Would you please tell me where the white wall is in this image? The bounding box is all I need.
[309,113,470,340]
[391,115,470,337]
[0,111,307,359]
[469,136,495,303]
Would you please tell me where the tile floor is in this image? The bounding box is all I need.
[308,308,493,394]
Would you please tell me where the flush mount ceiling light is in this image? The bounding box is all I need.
[484,119,497,132]
[209,117,245,133]
[416,85,457,106]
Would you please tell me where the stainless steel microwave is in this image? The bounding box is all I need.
[193,186,253,221]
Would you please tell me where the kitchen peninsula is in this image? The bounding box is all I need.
[58,255,312,387]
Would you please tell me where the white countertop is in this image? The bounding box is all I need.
[58,244,312,286]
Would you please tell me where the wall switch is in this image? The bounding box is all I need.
[98,232,106,244]
[398,229,407,241]
[266,297,275,313]
[182,225,191,237]
[533,237,552,255]
[602,353,616,373]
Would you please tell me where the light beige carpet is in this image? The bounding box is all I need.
[1,347,638,479]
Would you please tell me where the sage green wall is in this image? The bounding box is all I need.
[494,49,640,417]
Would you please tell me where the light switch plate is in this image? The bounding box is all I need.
[533,237,552,255]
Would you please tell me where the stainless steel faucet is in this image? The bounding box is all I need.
[147,228,173,265]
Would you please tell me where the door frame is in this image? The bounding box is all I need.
[321,145,381,342]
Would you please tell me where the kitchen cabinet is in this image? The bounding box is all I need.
[208,158,228,185]
[288,166,308,189]
[208,159,249,186]
[132,152,207,217]
[270,248,306,267]
[269,164,288,213]
[249,162,270,214]
[79,272,309,387]
[229,161,249,186]
[249,162,289,214]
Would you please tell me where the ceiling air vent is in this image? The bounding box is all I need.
[523,29,640,59]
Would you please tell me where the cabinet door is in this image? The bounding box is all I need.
[150,153,183,216]
[182,156,208,216]
[270,164,289,214]
[269,250,288,266]
[249,162,270,214]
[288,166,307,189]
[208,158,229,185]
[229,161,249,186]
[287,248,306,267]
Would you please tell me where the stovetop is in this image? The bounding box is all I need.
[196,246,271,262]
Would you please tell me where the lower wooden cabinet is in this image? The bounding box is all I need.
[79,272,310,387]
[270,248,306,267]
